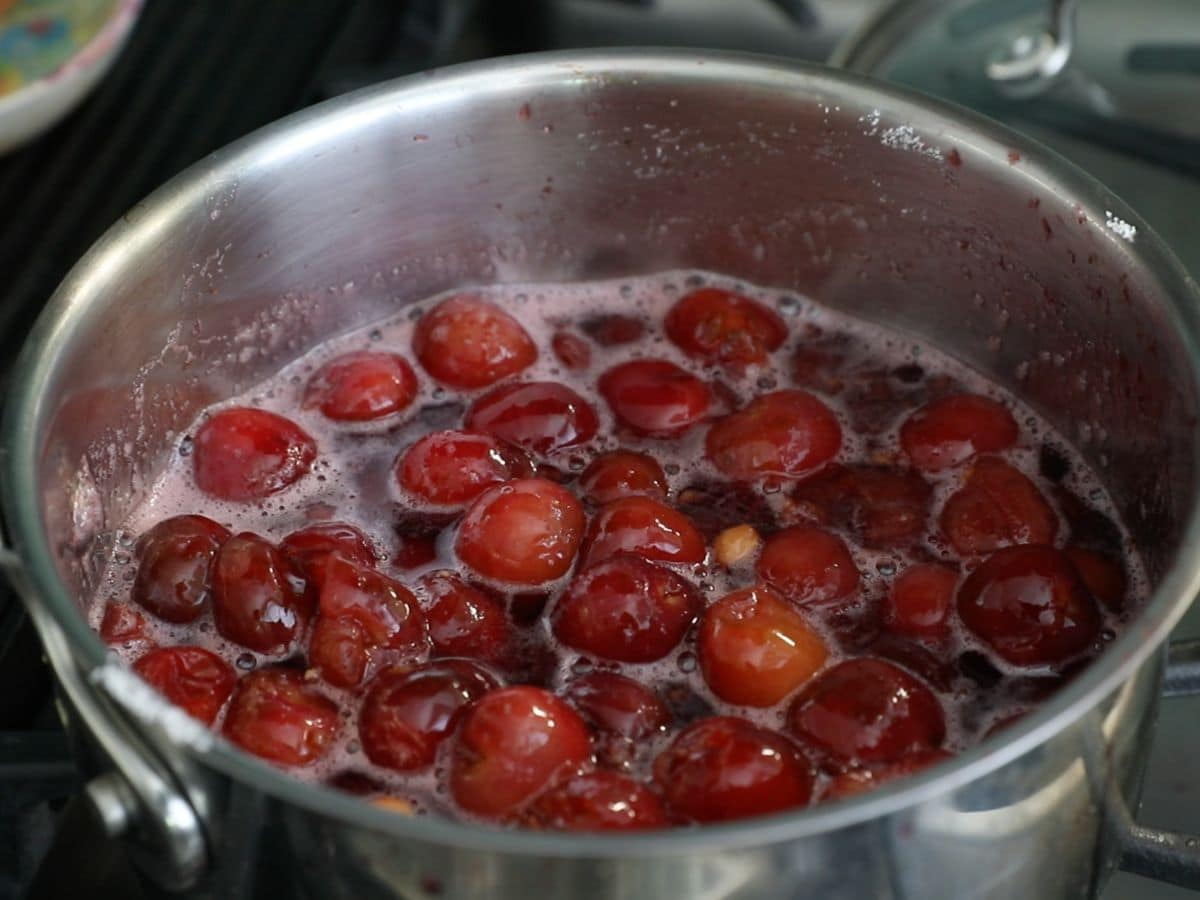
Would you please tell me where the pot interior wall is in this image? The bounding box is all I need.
[32,58,1197,609]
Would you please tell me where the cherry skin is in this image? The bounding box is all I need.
[900,394,1019,471]
[465,381,599,456]
[456,478,585,584]
[653,716,814,823]
[192,407,317,501]
[1065,545,1127,612]
[756,526,859,607]
[412,294,536,389]
[562,672,669,738]
[222,668,340,767]
[706,390,842,480]
[787,658,946,767]
[211,533,312,655]
[99,603,148,645]
[552,557,700,663]
[579,451,668,505]
[359,660,501,771]
[664,287,788,367]
[957,545,1101,666]
[697,585,828,707]
[132,514,230,623]
[302,351,418,422]
[940,457,1058,555]
[397,430,532,507]
[522,771,667,831]
[419,570,511,663]
[583,496,705,567]
[280,521,377,582]
[598,360,711,436]
[450,686,592,818]
[885,563,958,638]
[551,331,591,371]
[822,749,954,802]
[133,646,237,725]
[791,465,931,549]
[308,556,428,688]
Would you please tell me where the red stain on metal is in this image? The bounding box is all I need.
[518,102,532,121]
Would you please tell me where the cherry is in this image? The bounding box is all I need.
[222,668,340,767]
[309,556,428,688]
[580,314,645,346]
[664,287,787,367]
[132,515,230,623]
[885,563,958,638]
[420,570,511,662]
[791,465,931,549]
[465,381,599,456]
[578,451,668,505]
[302,351,418,421]
[697,585,828,706]
[551,331,591,370]
[598,360,711,436]
[280,522,377,582]
[583,496,705,567]
[940,457,1058,555]
[193,408,317,501]
[706,390,842,480]
[522,771,667,831]
[99,603,148,645]
[450,685,592,818]
[1065,545,1126,613]
[957,545,1101,667]
[397,430,532,507]
[412,294,536,388]
[456,478,585,584]
[900,394,1019,471]
[552,557,700,662]
[359,660,501,771]
[562,672,669,738]
[653,717,814,822]
[211,533,312,655]
[787,658,946,767]
[132,646,237,725]
[822,749,953,802]
[756,526,859,607]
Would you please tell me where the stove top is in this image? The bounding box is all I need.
[0,1,1196,898]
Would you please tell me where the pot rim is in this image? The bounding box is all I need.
[5,48,1200,857]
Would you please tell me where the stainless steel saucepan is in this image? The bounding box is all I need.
[4,50,1200,899]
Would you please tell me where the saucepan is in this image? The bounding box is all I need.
[3,50,1200,899]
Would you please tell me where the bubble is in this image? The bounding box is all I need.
[369,329,383,342]
[178,436,193,457]
[677,652,698,673]
[236,653,256,671]
[777,295,801,316]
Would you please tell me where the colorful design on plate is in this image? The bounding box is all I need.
[0,0,114,98]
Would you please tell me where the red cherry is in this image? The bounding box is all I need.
[583,496,705,567]
[791,465,932,549]
[697,585,828,707]
[280,522,377,581]
[598,360,711,436]
[132,515,230,623]
[456,479,585,584]
[302,351,418,421]
[465,382,599,456]
[562,672,669,738]
[653,717,814,822]
[756,526,859,607]
[553,557,700,662]
[821,749,953,802]
[940,457,1058,555]
[193,408,317,501]
[420,570,511,662]
[787,658,946,767]
[397,430,532,507]
[665,287,787,367]
[359,660,501,771]
[132,646,237,725]
[522,771,667,831]
[900,394,1019,471]
[580,314,645,346]
[211,533,312,655]
[957,545,1101,667]
[99,603,148,645]
[222,668,340,767]
[706,391,841,480]
[579,451,668,505]
[551,331,591,371]
[885,564,958,638]
[1065,545,1126,612]
[412,294,536,389]
[450,686,592,818]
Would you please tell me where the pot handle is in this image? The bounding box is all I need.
[1115,637,1200,888]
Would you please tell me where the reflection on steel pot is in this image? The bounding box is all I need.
[3,50,1200,899]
